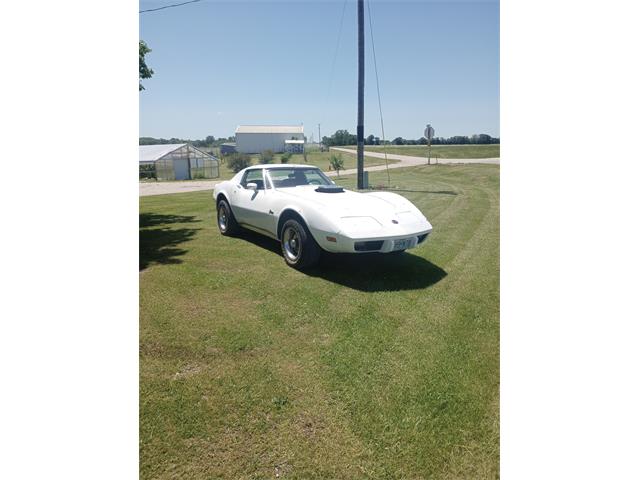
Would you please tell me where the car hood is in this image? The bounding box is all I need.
[277,186,431,237]
[277,186,402,214]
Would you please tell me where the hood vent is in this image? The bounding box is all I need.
[315,185,345,193]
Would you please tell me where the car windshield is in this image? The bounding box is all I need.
[266,167,334,188]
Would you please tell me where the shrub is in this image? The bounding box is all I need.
[329,154,344,176]
[259,149,274,164]
[227,153,252,173]
[280,152,292,163]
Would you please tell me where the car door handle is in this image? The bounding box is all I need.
[269,209,274,214]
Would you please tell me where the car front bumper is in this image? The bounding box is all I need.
[311,224,433,254]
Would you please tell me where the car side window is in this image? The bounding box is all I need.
[240,170,265,190]
[239,171,249,187]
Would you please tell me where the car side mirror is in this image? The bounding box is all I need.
[246,182,258,191]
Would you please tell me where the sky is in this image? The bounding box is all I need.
[139,0,499,141]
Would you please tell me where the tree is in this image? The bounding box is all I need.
[329,154,344,176]
[392,137,405,145]
[205,135,215,145]
[323,129,357,147]
[139,40,154,91]
[449,136,469,145]
[366,134,375,145]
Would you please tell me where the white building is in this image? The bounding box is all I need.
[235,125,305,154]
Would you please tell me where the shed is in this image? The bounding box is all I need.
[219,142,237,155]
[139,144,219,181]
[235,125,305,154]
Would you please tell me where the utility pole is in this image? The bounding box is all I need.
[357,0,365,189]
[318,123,321,150]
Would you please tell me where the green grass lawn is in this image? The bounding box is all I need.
[140,164,499,478]
[360,144,500,159]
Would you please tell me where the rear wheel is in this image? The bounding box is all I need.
[280,219,321,269]
[217,199,239,236]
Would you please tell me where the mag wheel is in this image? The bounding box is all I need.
[280,219,320,269]
[217,199,239,235]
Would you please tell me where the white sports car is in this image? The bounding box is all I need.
[213,164,432,269]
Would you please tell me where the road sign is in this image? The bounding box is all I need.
[424,124,435,165]
[424,124,435,141]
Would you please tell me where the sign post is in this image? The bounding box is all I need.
[424,124,435,165]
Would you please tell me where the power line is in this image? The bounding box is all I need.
[367,0,390,185]
[323,0,349,126]
[139,0,202,14]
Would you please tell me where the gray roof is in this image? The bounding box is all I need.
[139,144,185,162]
[235,125,304,134]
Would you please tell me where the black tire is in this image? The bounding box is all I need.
[280,219,321,269]
[217,198,239,236]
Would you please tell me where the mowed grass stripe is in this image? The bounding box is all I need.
[321,166,499,476]
[140,164,499,478]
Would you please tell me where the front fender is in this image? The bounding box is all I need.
[214,181,235,203]
[277,203,341,243]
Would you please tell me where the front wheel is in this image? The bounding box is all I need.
[280,219,321,269]
[217,199,239,236]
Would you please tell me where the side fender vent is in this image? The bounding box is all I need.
[315,185,344,193]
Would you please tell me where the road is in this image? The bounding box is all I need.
[139,149,499,196]
[139,179,222,197]
[330,147,500,167]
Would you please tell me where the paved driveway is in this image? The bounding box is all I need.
[330,147,500,168]
[139,179,222,197]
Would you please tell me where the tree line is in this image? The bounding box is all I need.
[139,136,235,148]
[321,129,499,146]
[140,130,499,148]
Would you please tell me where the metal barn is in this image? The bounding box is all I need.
[139,144,219,181]
[219,142,237,155]
[235,125,305,154]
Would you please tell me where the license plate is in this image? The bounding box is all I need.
[393,238,413,251]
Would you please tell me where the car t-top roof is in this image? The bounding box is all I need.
[246,164,318,170]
